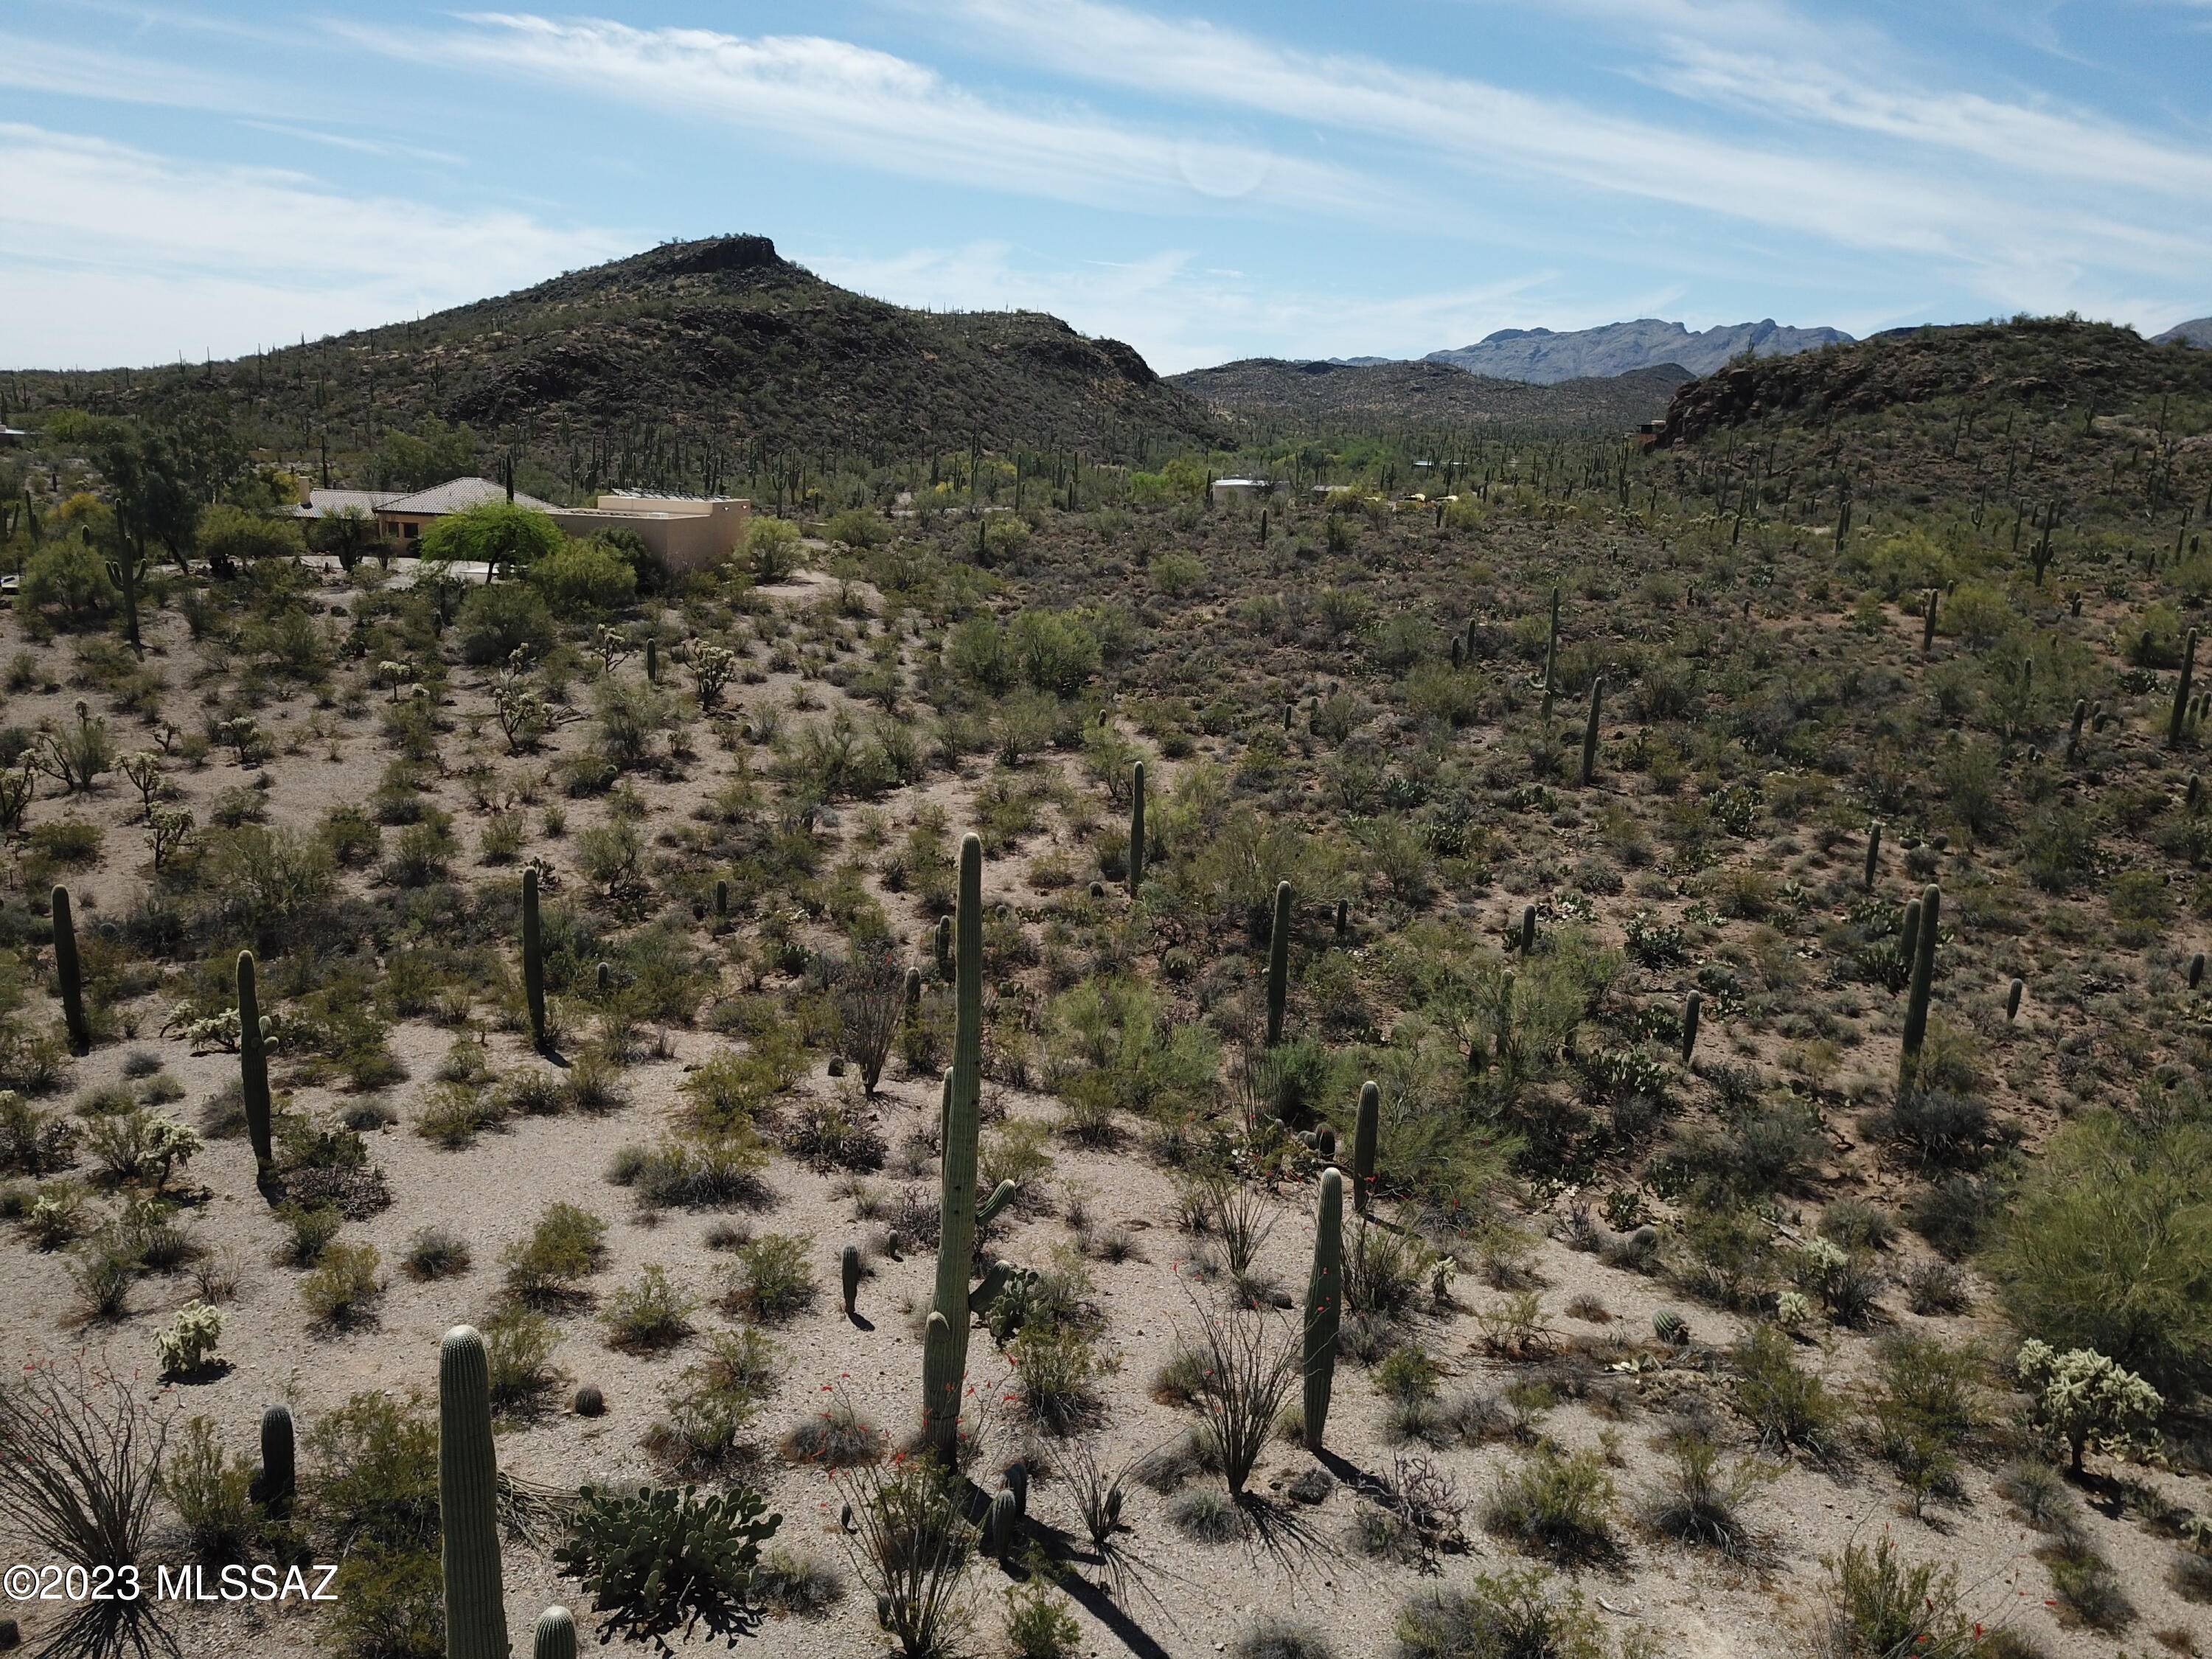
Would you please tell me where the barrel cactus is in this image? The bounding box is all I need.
[534,1606,577,1659]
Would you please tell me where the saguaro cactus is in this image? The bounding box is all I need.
[1898,883,1941,1098]
[522,866,546,1051]
[2172,628,2200,748]
[1863,822,1882,891]
[922,835,1015,1461]
[2190,953,2205,991]
[2006,978,2024,1021]
[51,885,87,1055]
[985,1486,1020,1561]
[2067,700,2087,762]
[439,1325,509,1659]
[1581,677,1604,785]
[534,1607,577,1659]
[714,878,728,919]
[1921,589,1938,655]
[1681,990,1702,1065]
[1266,880,1293,1047]
[841,1244,861,1318]
[257,1405,295,1511]
[1128,759,1146,896]
[238,950,273,1173]
[1301,1166,1343,1453]
[1540,586,1560,716]
[1899,897,1921,970]
[1518,904,1537,956]
[644,638,659,683]
[1352,1081,1380,1215]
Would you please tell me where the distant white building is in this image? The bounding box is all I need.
[295,476,748,572]
[1208,476,1272,504]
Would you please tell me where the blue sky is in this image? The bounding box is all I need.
[4,0,2211,373]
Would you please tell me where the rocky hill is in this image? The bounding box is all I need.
[0,235,1226,488]
[2155,316,2212,347]
[1166,357,1689,433]
[1424,317,1851,383]
[1654,315,2212,448]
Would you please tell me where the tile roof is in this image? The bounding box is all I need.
[378,477,554,515]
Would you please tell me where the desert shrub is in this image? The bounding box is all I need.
[779,1397,882,1469]
[481,1304,561,1416]
[726,1232,816,1323]
[1169,1484,1249,1543]
[1808,1536,1994,1659]
[1866,1333,1982,1509]
[501,1202,608,1306]
[528,540,636,614]
[456,582,555,665]
[603,1264,699,1353]
[653,1328,784,1470]
[1731,1323,1843,1456]
[1989,1106,2212,1397]
[746,518,804,582]
[593,674,670,771]
[400,1227,471,1281]
[1009,1324,1102,1435]
[1641,1428,1774,1557]
[752,1548,844,1618]
[302,1242,383,1327]
[1901,1257,1969,1315]
[1394,1568,1635,1659]
[553,1482,779,1644]
[162,1415,257,1563]
[1484,1443,1618,1564]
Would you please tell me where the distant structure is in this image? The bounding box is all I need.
[1209,476,1272,505]
[296,477,748,571]
[0,425,26,448]
[549,494,751,575]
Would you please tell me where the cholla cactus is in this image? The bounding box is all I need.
[689,642,740,709]
[2015,1339,2163,1473]
[1773,1290,1815,1329]
[145,1114,202,1191]
[155,1300,223,1377]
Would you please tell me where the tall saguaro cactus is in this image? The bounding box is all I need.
[1581,677,1604,785]
[1301,1166,1343,1453]
[439,1325,509,1659]
[1898,883,1941,1098]
[1863,823,1882,891]
[2172,628,2200,748]
[238,950,273,1174]
[1540,586,1560,716]
[522,866,546,1051]
[1352,1081,1380,1216]
[1128,760,1146,896]
[1681,990,1703,1065]
[1266,880,1293,1047]
[922,835,1015,1461]
[52,885,87,1055]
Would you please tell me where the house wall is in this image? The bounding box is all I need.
[547,498,750,574]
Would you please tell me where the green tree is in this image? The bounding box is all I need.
[456,584,555,666]
[370,420,479,492]
[197,503,301,580]
[526,541,636,615]
[417,502,564,571]
[306,504,378,574]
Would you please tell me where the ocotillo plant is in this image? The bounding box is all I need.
[51,885,87,1055]
[238,950,273,1173]
[1301,1166,1343,1454]
[257,1405,295,1511]
[439,1325,509,1659]
[1128,759,1146,895]
[522,866,546,1050]
[1681,990,1702,1065]
[922,835,1015,1461]
[2172,628,2200,747]
[534,1607,577,1659]
[1265,880,1293,1046]
[1898,883,1941,1098]
[1581,677,1604,785]
[1352,1081,1380,1215]
[841,1244,861,1318]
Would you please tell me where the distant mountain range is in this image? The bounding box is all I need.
[1321,318,1853,384]
[2156,317,2212,347]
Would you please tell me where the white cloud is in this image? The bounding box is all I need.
[236,121,466,167]
[335,13,1374,218]
[801,240,1566,372]
[0,124,625,367]
[942,0,2212,311]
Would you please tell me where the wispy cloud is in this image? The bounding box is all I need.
[236,120,465,167]
[944,0,2212,310]
[0,124,625,366]
[803,239,1563,372]
[0,28,281,114]
[335,13,1373,217]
